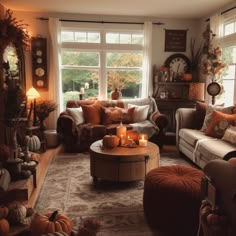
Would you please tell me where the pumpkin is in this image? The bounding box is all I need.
[206,213,222,225]
[7,203,27,225]
[0,144,10,162]
[30,210,73,236]
[0,218,10,236]
[42,232,69,236]
[26,135,41,152]
[0,206,8,219]
[102,135,119,149]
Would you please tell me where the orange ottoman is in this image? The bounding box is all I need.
[143,165,203,236]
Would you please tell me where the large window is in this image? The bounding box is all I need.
[220,11,236,106]
[60,24,145,109]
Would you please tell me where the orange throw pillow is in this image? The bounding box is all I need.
[101,107,135,125]
[205,110,236,138]
[81,103,102,124]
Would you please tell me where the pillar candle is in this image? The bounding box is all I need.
[116,122,127,138]
[80,87,85,94]
[139,135,147,147]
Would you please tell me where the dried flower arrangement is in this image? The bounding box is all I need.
[35,100,57,121]
[202,46,226,79]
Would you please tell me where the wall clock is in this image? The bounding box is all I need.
[31,37,48,90]
[164,53,190,81]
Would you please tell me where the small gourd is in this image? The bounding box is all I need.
[102,135,119,149]
[7,204,27,225]
[0,206,8,219]
[26,135,41,152]
[0,218,10,236]
[30,210,73,236]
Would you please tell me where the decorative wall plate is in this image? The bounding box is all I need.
[207,82,221,96]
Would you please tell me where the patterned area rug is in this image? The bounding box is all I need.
[35,146,195,236]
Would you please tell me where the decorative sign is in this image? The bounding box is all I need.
[165,29,187,52]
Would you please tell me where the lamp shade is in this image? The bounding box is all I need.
[188,83,205,101]
[26,87,40,99]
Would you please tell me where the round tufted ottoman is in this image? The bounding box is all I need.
[143,165,203,236]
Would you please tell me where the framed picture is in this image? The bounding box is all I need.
[164,29,187,52]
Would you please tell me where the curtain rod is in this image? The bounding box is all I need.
[221,5,236,15]
[38,17,164,25]
[205,5,236,22]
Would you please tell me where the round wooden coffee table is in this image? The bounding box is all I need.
[90,140,160,183]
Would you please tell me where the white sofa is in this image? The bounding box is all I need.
[175,107,236,169]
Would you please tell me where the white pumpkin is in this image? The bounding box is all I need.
[26,135,41,151]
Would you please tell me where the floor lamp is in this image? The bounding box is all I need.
[26,87,40,126]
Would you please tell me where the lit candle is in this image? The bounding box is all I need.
[139,135,147,147]
[127,135,133,145]
[80,87,85,94]
[85,82,89,89]
[116,122,127,138]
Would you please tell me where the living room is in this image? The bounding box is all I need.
[0,0,236,235]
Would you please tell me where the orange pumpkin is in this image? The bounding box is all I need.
[30,210,73,236]
[0,218,10,236]
[0,206,8,219]
[102,135,119,149]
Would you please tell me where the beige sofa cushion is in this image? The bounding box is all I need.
[179,128,213,147]
[195,139,236,162]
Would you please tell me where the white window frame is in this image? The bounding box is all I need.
[60,22,146,99]
[220,10,236,106]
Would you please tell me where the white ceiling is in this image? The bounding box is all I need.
[1,0,235,19]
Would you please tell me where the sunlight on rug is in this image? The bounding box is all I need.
[34,146,194,236]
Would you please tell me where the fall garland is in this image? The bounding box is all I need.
[0,9,30,52]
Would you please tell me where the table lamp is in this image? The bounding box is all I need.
[188,83,205,101]
[26,87,40,126]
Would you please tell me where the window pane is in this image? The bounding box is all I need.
[61,31,74,41]
[106,52,143,67]
[224,22,235,36]
[88,32,100,43]
[62,51,99,66]
[62,69,99,109]
[75,32,87,42]
[132,34,144,44]
[107,70,142,98]
[222,80,234,106]
[106,33,119,43]
[223,65,236,80]
[120,33,131,44]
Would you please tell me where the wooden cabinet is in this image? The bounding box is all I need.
[156,98,195,132]
[154,81,196,144]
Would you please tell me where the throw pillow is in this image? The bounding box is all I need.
[222,125,236,145]
[201,105,234,132]
[67,107,84,125]
[127,104,150,123]
[101,107,135,125]
[81,103,102,124]
[194,101,207,130]
[205,110,236,138]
